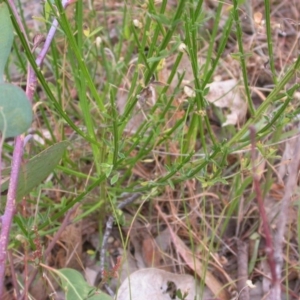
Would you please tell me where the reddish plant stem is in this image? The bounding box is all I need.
[8,250,20,299]
[20,203,81,300]
[23,241,29,300]
[0,0,76,297]
[0,137,24,296]
[249,126,277,285]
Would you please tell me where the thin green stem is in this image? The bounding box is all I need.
[227,56,300,147]
[232,0,255,116]
[264,0,277,84]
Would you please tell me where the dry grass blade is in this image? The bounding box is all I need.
[156,204,230,300]
[3,0,300,299]
[237,240,249,300]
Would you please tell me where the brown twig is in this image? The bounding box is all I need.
[270,133,300,299]
[236,239,249,300]
[99,193,142,296]
[7,250,20,299]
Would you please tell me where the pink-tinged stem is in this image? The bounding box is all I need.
[249,126,278,287]
[0,0,76,296]
[0,137,24,296]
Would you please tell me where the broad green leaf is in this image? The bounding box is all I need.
[0,83,32,138]
[0,2,14,83]
[58,268,92,299]
[57,268,112,300]
[1,141,69,201]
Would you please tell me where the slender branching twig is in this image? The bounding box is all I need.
[99,193,142,296]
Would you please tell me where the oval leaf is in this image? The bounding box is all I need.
[0,83,32,137]
[0,3,14,82]
[57,268,113,300]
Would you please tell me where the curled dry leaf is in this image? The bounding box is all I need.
[206,79,247,126]
[115,268,213,300]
